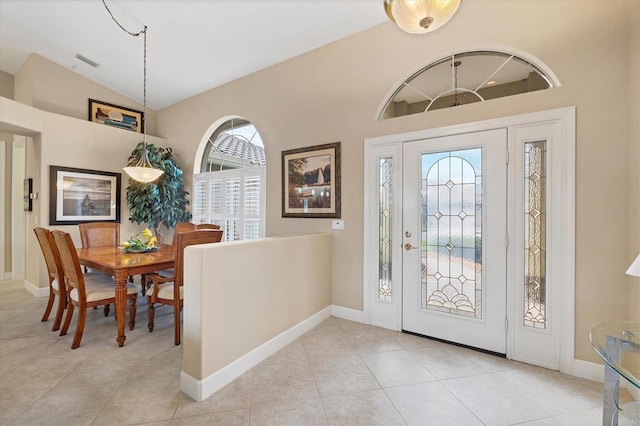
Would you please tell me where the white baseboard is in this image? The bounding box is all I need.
[573,358,604,383]
[574,358,639,400]
[180,306,332,402]
[331,305,364,323]
[23,280,48,297]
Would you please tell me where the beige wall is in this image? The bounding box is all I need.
[183,233,332,385]
[14,54,157,135]
[0,69,14,99]
[157,0,638,364]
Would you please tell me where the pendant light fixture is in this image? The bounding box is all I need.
[103,0,163,183]
[384,0,462,34]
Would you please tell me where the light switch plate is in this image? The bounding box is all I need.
[332,220,344,230]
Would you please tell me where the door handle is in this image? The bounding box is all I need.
[404,243,418,251]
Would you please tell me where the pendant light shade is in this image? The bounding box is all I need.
[123,149,163,183]
[384,0,462,34]
[123,167,163,183]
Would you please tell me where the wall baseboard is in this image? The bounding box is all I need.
[573,358,604,383]
[573,358,639,400]
[23,280,48,297]
[181,306,332,402]
[330,305,364,323]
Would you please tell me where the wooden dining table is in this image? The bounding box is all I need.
[77,244,174,347]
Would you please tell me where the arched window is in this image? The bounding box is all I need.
[193,117,266,241]
[379,50,559,120]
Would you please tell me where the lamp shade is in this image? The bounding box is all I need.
[384,0,462,34]
[123,166,163,183]
[626,254,640,277]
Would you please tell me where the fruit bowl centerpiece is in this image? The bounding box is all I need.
[120,228,159,253]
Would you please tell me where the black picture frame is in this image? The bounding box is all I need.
[49,165,121,225]
[88,98,144,133]
[282,142,341,218]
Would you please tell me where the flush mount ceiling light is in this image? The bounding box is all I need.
[384,0,462,34]
[102,0,163,183]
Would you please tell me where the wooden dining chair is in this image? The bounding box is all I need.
[140,222,200,295]
[34,227,67,332]
[145,229,223,345]
[79,222,121,314]
[78,222,120,248]
[196,223,221,231]
[51,230,138,349]
[171,222,197,245]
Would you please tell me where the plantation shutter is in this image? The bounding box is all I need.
[192,166,265,241]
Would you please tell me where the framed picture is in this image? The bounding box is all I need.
[88,98,144,133]
[282,142,341,218]
[49,166,121,225]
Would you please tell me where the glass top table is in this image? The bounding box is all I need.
[591,321,640,389]
[590,321,640,426]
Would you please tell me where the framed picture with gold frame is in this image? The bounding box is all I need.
[282,142,341,218]
[88,98,144,133]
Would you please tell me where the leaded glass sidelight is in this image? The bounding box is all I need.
[523,141,547,329]
[422,149,482,318]
[378,157,393,301]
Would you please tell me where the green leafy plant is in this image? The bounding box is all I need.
[126,142,192,242]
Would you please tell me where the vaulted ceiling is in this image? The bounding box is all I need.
[0,0,388,110]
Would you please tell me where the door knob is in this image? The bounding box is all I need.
[404,243,418,251]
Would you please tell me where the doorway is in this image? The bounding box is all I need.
[363,107,576,372]
[402,129,507,354]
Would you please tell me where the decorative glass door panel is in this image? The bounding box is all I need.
[402,129,507,354]
[523,140,547,329]
[422,149,482,318]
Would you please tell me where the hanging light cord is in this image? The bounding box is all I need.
[102,0,145,37]
[102,0,150,165]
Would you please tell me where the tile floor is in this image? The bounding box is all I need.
[0,279,634,425]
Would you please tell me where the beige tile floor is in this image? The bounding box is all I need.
[0,279,633,425]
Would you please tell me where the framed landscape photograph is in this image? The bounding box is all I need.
[282,142,341,218]
[49,166,121,225]
[88,98,144,133]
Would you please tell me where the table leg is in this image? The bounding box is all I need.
[603,334,621,426]
[114,271,129,347]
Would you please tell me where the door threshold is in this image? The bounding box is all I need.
[402,329,506,358]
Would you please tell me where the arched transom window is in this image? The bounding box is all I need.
[380,50,558,120]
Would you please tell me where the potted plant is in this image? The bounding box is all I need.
[125,142,192,243]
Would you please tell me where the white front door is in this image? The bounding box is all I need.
[402,129,508,354]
